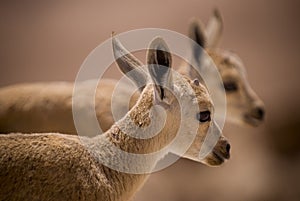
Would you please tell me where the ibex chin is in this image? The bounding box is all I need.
[0,36,230,201]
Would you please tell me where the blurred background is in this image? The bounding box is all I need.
[1,0,300,200]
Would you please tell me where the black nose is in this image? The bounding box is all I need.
[220,140,231,159]
[226,143,231,153]
[214,138,231,160]
[254,106,265,120]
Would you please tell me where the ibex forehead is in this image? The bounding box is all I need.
[190,79,213,110]
[207,49,246,75]
[173,74,213,110]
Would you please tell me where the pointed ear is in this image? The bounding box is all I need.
[188,18,206,63]
[146,37,173,102]
[112,34,148,91]
[205,8,223,48]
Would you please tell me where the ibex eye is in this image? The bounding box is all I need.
[223,82,238,92]
[196,111,211,122]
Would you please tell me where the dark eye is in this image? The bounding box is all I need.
[223,82,238,92]
[196,111,211,122]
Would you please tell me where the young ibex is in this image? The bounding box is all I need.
[0,10,264,137]
[0,36,230,201]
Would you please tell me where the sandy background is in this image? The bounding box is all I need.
[1,0,300,200]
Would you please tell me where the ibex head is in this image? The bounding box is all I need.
[112,35,230,166]
[186,9,265,126]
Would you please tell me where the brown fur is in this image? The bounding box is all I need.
[178,9,265,126]
[0,79,139,134]
[0,37,229,201]
[0,11,264,137]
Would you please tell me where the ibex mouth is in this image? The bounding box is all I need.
[204,149,230,167]
[212,151,225,163]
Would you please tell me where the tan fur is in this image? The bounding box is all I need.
[0,79,138,134]
[178,9,265,126]
[0,10,263,140]
[207,50,265,126]
[0,37,230,201]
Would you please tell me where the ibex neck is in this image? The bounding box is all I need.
[101,85,175,155]
[107,87,165,153]
[88,85,178,177]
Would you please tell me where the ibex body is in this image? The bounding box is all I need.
[0,10,264,139]
[0,79,138,134]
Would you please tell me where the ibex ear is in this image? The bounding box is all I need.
[205,8,223,48]
[146,37,173,102]
[188,18,206,79]
[189,18,207,59]
[112,34,148,91]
